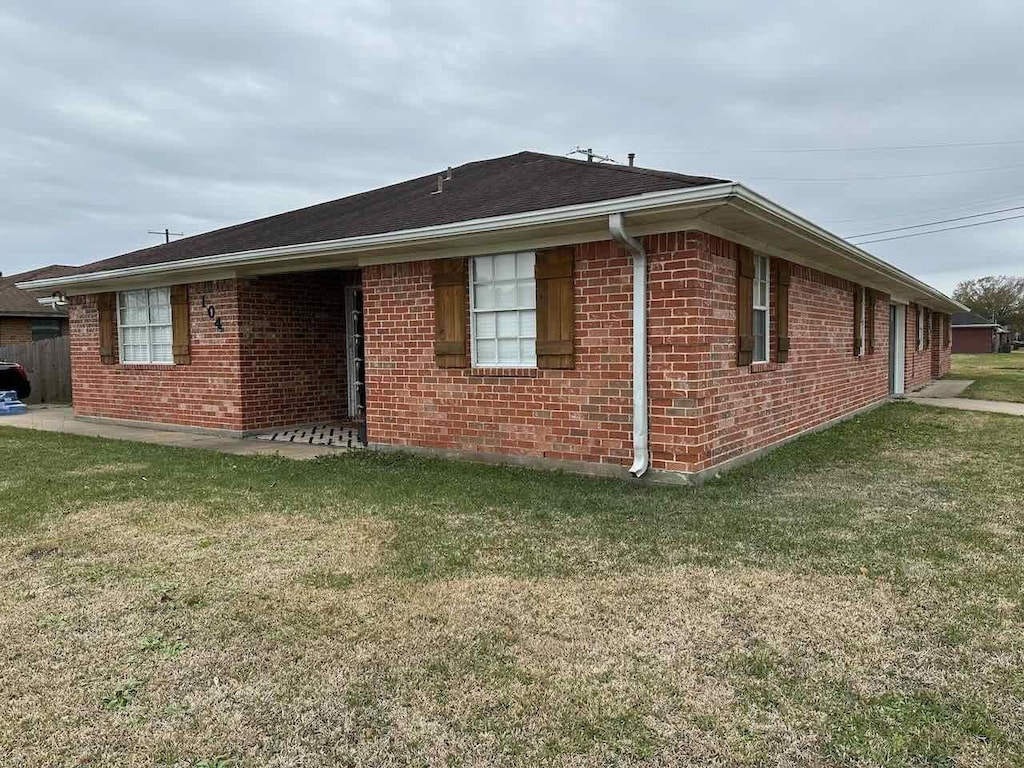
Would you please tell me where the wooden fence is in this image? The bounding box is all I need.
[0,336,71,404]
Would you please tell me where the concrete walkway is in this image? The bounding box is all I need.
[905,379,1024,416]
[904,396,1024,416]
[907,379,975,399]
[0,406,344,459]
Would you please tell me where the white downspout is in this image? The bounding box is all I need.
[608,213,649,478]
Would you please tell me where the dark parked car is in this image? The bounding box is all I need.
[0,361,31,399]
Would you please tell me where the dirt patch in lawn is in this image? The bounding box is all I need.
[2,503,1006,767]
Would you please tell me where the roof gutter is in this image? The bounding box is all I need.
[17,184,737,293]
[609,213,649,479]
[727,186,968,312]
[17,182,966,313]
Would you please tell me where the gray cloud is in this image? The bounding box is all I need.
[2,0,1022,294]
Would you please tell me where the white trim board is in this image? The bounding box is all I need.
[18,183,966,313]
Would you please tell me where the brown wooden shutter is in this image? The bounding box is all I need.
[775,260,791,363]
[853,286,864,357]
[865,288,876,354]
[432,258,468,368]
[736,246,755,366]
[97,292,117,365]
[535,246,575,369]
[170,284,191,365]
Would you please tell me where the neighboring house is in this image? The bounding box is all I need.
[21,152,963,483]
[951,311,1008,354]
[0,265,74,345]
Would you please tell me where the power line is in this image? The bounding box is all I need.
[644,139,1024,154]
[749,162,1024,183]
[854,212,1024,245]
[845,204,1024,239]
[822,190,1024,226]
[746,139,1024,153]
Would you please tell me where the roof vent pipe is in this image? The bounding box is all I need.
[608,212,649,478]
[628,153,635,167]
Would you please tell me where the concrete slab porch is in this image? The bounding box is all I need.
[0,406,347,459]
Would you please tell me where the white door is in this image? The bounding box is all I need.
[344,284,365,419]
[890,304,906,395]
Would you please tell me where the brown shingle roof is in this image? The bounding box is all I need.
[64,151,727,277]
[0,265,76,317]
[952,311,1001,327]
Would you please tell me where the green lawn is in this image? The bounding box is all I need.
[948,351,1024,402]
[2,404,1024,767]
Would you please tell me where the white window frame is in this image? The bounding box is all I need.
[917,305,926,352]
[752,253,770,363]
[117,287,174,365]
[469,252,537,368]
[857,287,867,357]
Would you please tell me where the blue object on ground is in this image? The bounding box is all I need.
[0,390,27,415]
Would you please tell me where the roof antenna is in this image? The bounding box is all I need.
[568,146,617,164]
[148,227,184,244]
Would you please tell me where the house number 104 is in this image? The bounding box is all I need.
[201,296,225,332]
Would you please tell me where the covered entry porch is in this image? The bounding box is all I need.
[238,268,366,442]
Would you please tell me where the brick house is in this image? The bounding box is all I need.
[21,152,963,483]
[951,311,1008,354]
[0,266,73,345]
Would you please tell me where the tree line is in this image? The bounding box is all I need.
[953,276,1024,335]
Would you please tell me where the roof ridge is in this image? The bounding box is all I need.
[47,150,727,277]
[518,150,728,185]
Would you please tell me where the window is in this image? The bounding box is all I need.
[31,318,63,341]
[917,305,925,351]
[470,252,536,367]
[753,254,770,363]
[857,287,867,356]
[117,288,173,364]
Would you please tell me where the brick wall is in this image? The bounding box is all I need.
[66,233,950,475]
[363,231,938,476]
[682,234,893,471]
[362,240,641,466]
[0,317,32,345]
[238,272,350,430]
[70,281,246,430]
[932,314,952,378]
[905,303,934,391]
[70,273,351,432]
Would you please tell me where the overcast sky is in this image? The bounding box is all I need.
[2,0,1022,295]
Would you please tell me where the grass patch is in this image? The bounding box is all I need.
[2,402,1024,765]
[947,350,1024,402]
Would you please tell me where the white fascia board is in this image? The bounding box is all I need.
[729,186,967,313]
[17,179,966,313]
[16,184,737,293]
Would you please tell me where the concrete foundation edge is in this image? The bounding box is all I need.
[368,396,890,486]
[75,395,891,483]
[72,413,348,439]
